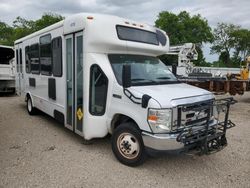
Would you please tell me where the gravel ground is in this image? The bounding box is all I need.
[0,92,250,188]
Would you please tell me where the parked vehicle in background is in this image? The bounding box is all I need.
[15,13,236,166]
[0,45,15,93]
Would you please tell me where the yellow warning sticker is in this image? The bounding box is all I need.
[77,108,83,121]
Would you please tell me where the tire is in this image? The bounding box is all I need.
[26,96,37,115]
[111,122,146,166]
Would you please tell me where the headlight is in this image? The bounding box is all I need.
[147,109,172,133]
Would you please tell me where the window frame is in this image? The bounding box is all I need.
[30,43,40,75]
[89,64,109,116]
[25,46,31,73]
[19,48,23,73]
[52,36,63,77]
[16,49,19,73]
[116,25,159,46]
[39,34,52,76]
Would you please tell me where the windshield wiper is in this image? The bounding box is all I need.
[156,76,171,80]
[131,78,158,83]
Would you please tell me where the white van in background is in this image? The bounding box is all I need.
[15,13,236,166]
[0,45,15,93]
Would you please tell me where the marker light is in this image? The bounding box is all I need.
[87,16,94,20]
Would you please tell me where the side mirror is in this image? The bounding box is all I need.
[122,64,131,88]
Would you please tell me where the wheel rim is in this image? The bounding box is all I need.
[28,99,32,112]
[117,132,140,159]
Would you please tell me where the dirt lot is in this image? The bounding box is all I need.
[0,92,250,188]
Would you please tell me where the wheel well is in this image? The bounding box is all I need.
[25,93,31,102]
[111,114,139,133]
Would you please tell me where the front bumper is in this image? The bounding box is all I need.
[142,132,185,151]
[142,97,236,155]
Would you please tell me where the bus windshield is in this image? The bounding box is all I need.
[109,54,179,86]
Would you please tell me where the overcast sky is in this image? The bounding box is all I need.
[1,0,250,62]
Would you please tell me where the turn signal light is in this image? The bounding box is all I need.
[148,115,158,121]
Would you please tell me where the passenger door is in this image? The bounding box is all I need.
[15,44,24,95]
[65,32,84,136]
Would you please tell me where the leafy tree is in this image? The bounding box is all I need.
[231,28,250,60]
[0,21,14,46]
[0,13,64,46]
[211,23,240,66]
[11,16,35,42]
[33,13,64,31]
[155,11,213,66]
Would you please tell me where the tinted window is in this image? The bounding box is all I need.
[156,30,167,46]
[30,44,40,74]
[16,50,19,72]
[52,37,62,77]
[19,49,22,73]
[25,46,31,73]
[89,65,108,116]
[40,34,52,75]
[116,25,158,45]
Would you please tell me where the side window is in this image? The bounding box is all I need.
[40,34,52,75]
[30,44,40,74]
[89,65,108,115]
[16,49,19,72]
[52,37,62,77]
[25,46,31,73]
[19,49,22,73]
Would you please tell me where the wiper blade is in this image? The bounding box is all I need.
[131,78,157,83]
[156,76,171,80]
[131,78,145,81]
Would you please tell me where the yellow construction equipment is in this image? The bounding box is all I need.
[236,56,250,80]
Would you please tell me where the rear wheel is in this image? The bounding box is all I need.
[112,122,146,166]
[27,96,36,115]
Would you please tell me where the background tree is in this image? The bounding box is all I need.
[0,21,14,46]
[155,11,213,66]
[231,28,250,61]
[33,13,64,31]
[0,13,64,46]
[11,16,35,42]
[211,23,239,66]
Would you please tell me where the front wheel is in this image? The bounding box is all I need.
[27,96,37,115]
[111,122,146,166]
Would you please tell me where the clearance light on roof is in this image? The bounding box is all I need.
[124,21,144,28]
[87,16,94,20]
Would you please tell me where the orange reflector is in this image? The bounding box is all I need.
[148,115,158,121]
[87,16,94,20]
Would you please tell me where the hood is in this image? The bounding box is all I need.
[130,83,214,108]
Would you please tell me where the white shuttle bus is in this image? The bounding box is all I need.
[15,13,236,166]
